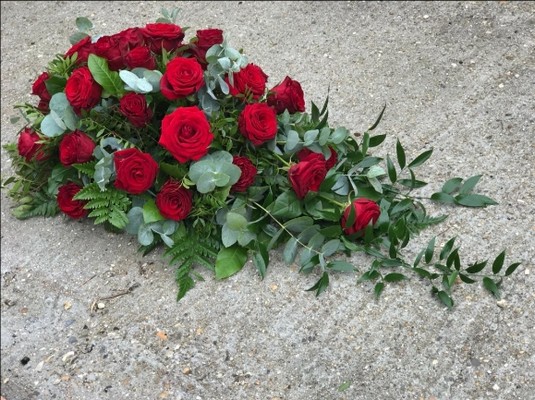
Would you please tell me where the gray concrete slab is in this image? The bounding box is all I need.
[1,1,534,399]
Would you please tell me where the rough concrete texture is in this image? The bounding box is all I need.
[1,1,534,399]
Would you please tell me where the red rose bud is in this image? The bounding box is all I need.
[159,106,214,163]
[341,198,381,236]
[155,180,193,221]
[238,103,278,146]
[227,63,268,100]
[64,36,94,64]
[297,146,338,170]
[267,76,305,114]
[160,57,204,100]
[31,72,52,110]
[141,23,184,54]
[17,127,48,162]
[65,67,102,114]
[59,130,96,167]
[57,182,88,219]
[119,93,153,128]
[231,156,258,193]
[125,46,157,70]
[288,158,327,199]
[113,148,159,195]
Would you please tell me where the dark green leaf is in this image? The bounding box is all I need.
[439,237,456,260]
[483,277,501,299]
[386,155,397,183]
[413,248,425,267]
[465,260,487,274]
[358,270,380,282]
[384,273,406,282]
[446,248,461,271]
[505,262,521,276]
[284,216,314,233]
[369,134,386,147]
[492,250,506,274]
[311,101,319,123]
[413,267,431,279]
[367,103,386,131]
[270,191,303,219]
[425,237,436,264]
[374,282,385,299]
[44,75,67,95]
[305,272,330,297]
[459,274,476,284]
[430,192,455,204]
[408,149,433,168]
[396,139,406,170]
[459,174,482,195]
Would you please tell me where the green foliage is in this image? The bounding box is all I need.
[73,183,131,229]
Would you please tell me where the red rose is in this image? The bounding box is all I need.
[32,72,51,112]
[93,35,128,71]
[119,93,153,128]
[231,156,258,193]
[192,28,224,66]
[125,46,157,70]
[160,57,204,100]
[238,103,278,146]
[65,67,102,114]
[227,64,268,100]
[155,179,193,221]
[64,36,94,64]
[113,27,145,49]
[288,157,327,199]
[267,76,305,114]
[141,23,184,54]
[57,182,88,219]
[159,106,214,163]
[113,148,158,195]
[59,130,96,166]
[297,146,338,170]
[196,28,224,50]
[17,127,48,162]
[341,198,381,236]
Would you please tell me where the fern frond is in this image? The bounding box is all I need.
[72,161,97,177]
[73,183,131,229]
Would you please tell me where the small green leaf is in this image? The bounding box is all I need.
[327,260,354,272]
[437,290,454,309]
[425,237,436,264]
[358,270,380,282]
[505,262,521,277]
[283,238,299,264]
[454,194,498,207]
[408,149,433,168]
[459,274,476,284]
[75,16,93,32]
[459,174,482,195]
[215,245,248,279]
[367,103,386,131]
[384,273,406,282]
[270,191,303,219]
[252,242,269,279]
[338,381,351,392]
[439,237,456,260]
[396,139,406,170]
[369,134,386,147]
[441,177,463,194]
[483,277,501,299]
[305,272,330,297]
[465,260,487,274]
[143,199,164,224]
[374,282,385,299]
[492,250,506,274]
[386,155,397,183]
